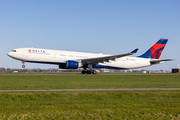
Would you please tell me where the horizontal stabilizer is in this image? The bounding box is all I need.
[150,59,174,65]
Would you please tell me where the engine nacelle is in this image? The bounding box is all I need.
[66,60,79,69]
[59,63,66,69]
[59,60,80,69]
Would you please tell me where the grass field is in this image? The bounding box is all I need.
[0,91,180,119]
[0,75,180,119]
[0,75,180,90]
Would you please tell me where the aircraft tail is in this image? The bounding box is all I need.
[138,39,168,59]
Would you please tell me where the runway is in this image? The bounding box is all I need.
[0,88,180,92]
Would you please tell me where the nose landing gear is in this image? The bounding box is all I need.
[22,61,25,68]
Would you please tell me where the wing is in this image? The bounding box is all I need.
[150,59,174,65]
[81,49,138,65]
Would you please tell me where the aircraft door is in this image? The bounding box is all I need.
[21,49,25,56]
[52,52,58,58]
[21,49,28,58]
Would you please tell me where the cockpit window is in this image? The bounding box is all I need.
[11,50,16,52]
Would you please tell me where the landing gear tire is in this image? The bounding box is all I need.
[22,65,25,68]
[92,70,97,74]
[87,70,92,74]
[82,70,86,74]
[81,69,96,75]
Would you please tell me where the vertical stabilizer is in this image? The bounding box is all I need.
[138,39,168,59]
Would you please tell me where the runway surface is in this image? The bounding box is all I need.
[0,73,179,76]
[0,88,180,92]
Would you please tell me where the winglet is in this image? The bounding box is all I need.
[131,48,138,54]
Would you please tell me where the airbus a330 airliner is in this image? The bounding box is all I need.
[7,39,172,74]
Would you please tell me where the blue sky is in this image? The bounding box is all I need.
[0,0,180,70]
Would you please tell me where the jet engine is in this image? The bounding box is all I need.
[59,60,80,69]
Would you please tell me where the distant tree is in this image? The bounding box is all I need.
[6,68,11,72]
[0,67,5,72]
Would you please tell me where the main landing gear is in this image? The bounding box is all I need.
[81,69,97,74]
[22,61,25,68]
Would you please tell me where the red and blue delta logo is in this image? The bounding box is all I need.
[150,43,166,59]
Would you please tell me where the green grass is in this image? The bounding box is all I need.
[0,75,180,119]
[0,91,180,119]
[0,75,180,90]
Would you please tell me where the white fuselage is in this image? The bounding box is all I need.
[7,48,152,69]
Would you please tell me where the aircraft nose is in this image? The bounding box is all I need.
[7,52,11,57]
